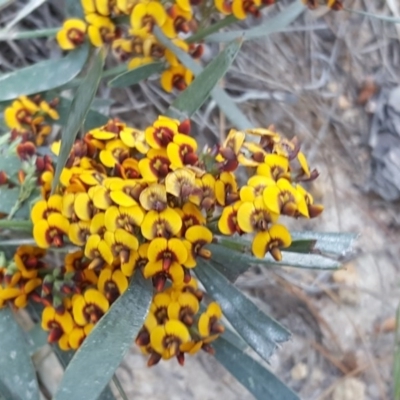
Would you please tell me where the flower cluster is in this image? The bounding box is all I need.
[4,95,59,146]
[1,113,322,365]
[302,0,343,9]
[55,0,280,93]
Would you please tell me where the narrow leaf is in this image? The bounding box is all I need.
[0,154,21,177]
[3,0,46,30]
[290,231,358,257]
[153,27,252,129]
[348,8,400,23]
[0,187,20,215]
[0,308,40,400]
[214,337,299,400]
[54,273,152,400]
[66,0,84,18]
[0,43,89,101]
[51,48,106,193]
[56,96,109,132]
[206,2,305,42]
[168,39,242,118]
[212,237,342,283]
[196,258,290,362]
[108,62,165,88]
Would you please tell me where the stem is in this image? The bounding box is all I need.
[0,27,59,41]
[112,375,129,400]
[0,219,33,231]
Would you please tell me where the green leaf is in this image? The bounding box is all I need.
[347,8,400,23]
[153,27,252,130]
[290,231,357,257]
[51,48,106,194]
[206,2,305,42]
[51,345,116,400]
[0,187,20,215]
[213,337,299,400]
[0,153,22,177]
[2,0,46,30]
[54,273,152,400]
[66,0,84,18]
[167,39,242,119]
[0,219,33,231]
[56,96,109,132]
[0,308,40,400]
[212,236,343,282]
[0,27,58,41]
[0,43,89,101]
[196,258,290,362]
[108,62,165,88]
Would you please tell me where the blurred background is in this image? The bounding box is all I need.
[1,1,399,399]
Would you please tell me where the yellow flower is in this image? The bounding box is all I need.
[198,302,224,342]
[215,172,239,206]
[150,320,190,359]
[72,288,109,326]
[175,202,205,237]
[263,178,309,217]
[40,100,59,120]
[0,278,42,309]
[108,179,144,207]
[237,197,279,233]
[144,237,188,276]
[296,184,324,218]
[69,324,94,349]
[141,208,182,240]
[138,149,171,182]
[56,19,87,50]
[99,139,130,167]
[130,1,167,33]
[257,154,290,181]
[139,183,167,211]
[166,134,198,169]
[104,205,145,232]
[14,246,46,279]
[104,228,139,265]
[232,0,261,19]
[183,225,212,267]
[162,5,192,38]
[160,65,193,93]
[214,0,232,14]
[33,213,70,249]
[128,56,154,70]
[252,224,291,260]
[167,291,199,326]
[31,195,63,224]
[165,169,196,199]
[4,99,32,129]
[189,174,216,212]
[145,116,180,149]
[86,14,116,47]
[239,175,275,202]
[218,201,243,235]
[84,234,114,268]
[121,243,149,277]
[98,268,128,303]
[41,307,74,350]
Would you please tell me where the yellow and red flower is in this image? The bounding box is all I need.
[56,19,87,50]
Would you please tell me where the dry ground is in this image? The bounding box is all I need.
[2,1,400,399]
